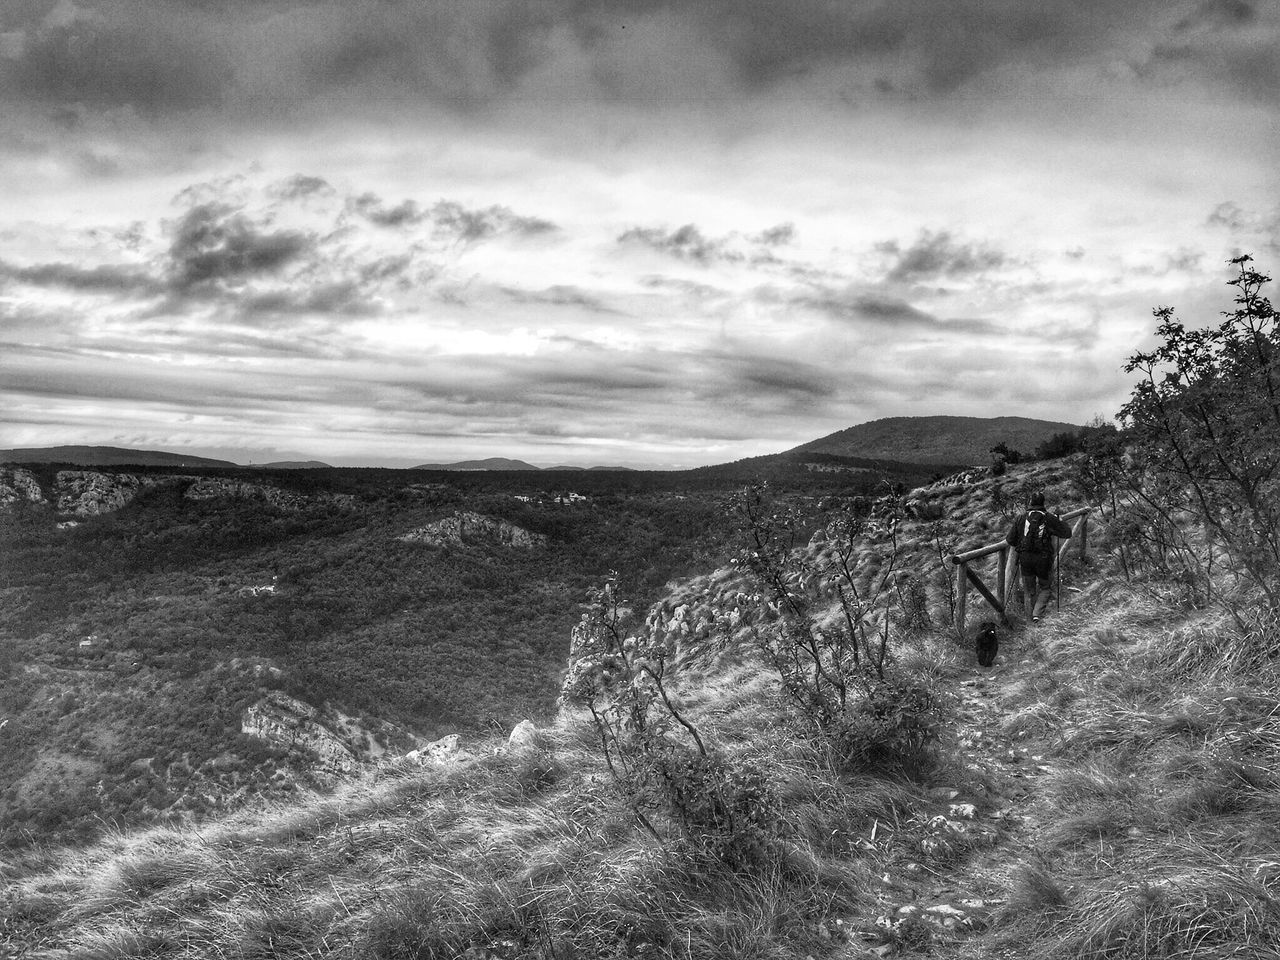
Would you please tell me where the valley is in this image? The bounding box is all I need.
[0,445,951,848]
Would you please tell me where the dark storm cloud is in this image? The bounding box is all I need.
[1146,0,1280,100]
[4,2,234,113]
[269,175,335,200]
[728,355,837,402]
[1176,0,1257,31]
[6,1,1265,116]
[239,281,375,319]
[794,286,1018,339]
[876,231,1007,283]
[368,344,839,419]
[167,203,313,289]
[0,259,160,294]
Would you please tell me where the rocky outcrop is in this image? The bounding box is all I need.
[0,466,45,506]
[184,477,357,512]
[184,478,307,511]
[398,511,547,549]
[402,734,477,766]
[55,471,156,516]
[241,692,360,776]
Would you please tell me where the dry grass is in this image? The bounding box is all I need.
[984,550,1280,958]
[9,458,1278,960]
[0,709,901,958]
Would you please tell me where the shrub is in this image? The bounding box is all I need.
[1119,255,1280,616]
[560,577,778,865]
[728,485,944,778]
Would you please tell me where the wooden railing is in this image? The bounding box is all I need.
[949,507,1091,635]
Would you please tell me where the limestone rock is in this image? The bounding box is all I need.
[398,511,547,549]
[0,466,45,506]
[184,478,309,511]
[404,733,473,765]
[241,692,359,776]
[55,471,152,516]
[507,719,539,750]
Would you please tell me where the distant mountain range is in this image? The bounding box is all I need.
[412,459,637,471]
[0,445,237,468]
[789,415,1080,466]
[250,461,334,470]
[2,417,1080,473]
[411,457,541,471]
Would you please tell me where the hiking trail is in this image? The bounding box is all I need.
[846,620,1070,959]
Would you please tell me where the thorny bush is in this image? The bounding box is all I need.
[1078,256,1280,623]
[559,577,779,866]
[728,485,943,777]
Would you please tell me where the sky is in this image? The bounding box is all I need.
[1,0,1278,469]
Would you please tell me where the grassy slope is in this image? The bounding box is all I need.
[5,460,1280,959]
[792,415,1080,465]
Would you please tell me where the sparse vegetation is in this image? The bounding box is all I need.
[4,262,1280,959]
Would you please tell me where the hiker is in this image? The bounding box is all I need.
[1005,491,1072,623]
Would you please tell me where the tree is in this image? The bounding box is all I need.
[1120,255,1279,612]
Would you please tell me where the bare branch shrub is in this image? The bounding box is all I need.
[559,577,779,864]
[1115,256,1279,616]
[728,485,943,778]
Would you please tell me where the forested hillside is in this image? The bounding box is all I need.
[0,454,932,847]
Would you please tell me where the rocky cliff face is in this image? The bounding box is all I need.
[240,692,362,777]
[398,511,547,548]
[184,477,311,511]
[15,470,355,518]
[55,471,157,516]
[0,466,46,505]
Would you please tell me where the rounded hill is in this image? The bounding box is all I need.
[790,415,1081,466]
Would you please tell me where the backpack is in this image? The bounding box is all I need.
[1018,511,1054,573]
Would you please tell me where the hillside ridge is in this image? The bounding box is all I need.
[0,445,236,468]
[792,415,1081,466]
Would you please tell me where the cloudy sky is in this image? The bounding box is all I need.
[1,0,1277,468]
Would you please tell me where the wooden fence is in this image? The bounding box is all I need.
[949,507,1091,635]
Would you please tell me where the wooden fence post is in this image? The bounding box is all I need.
[996,546,1008,609]
[1005,547,1020,614]
[954,561,968,637]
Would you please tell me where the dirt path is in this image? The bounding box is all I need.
[848,626,1063,958]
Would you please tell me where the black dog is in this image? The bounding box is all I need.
[975,621,999,667]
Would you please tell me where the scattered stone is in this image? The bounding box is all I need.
[928,787,961,801]
[949,803,977,819]
[507,719,539,750]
